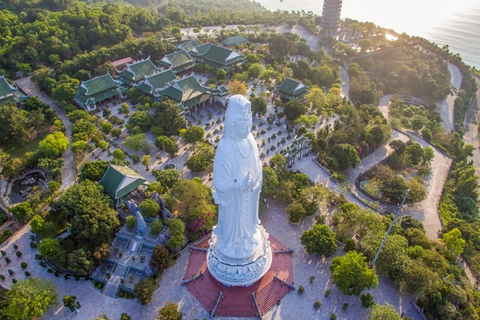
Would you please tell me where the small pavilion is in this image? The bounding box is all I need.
[281,135,312,167]
[221,35,248,47]
[274,77,309,101]
[99,165,148,207]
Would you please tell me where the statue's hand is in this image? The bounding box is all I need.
[241,171,254,191]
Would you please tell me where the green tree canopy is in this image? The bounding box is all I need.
[330,144,360,171]
[155,136,178,157]
[284,100,308,121]
[370,303,402,320]
[139,199,160,219]
[2,278,58,320]
[38,131,69,158]
[331,251,379,296]
[9,201,33,223]
[152,99,185,136]
[441,228,466,256]
[152,168,180,189]
[158,301,183,320]
[38,238,60,259]
[79,160,109,182]
[182,126,205,144]
[300,224,337,258]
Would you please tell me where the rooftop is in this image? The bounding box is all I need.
[221,35,249,46]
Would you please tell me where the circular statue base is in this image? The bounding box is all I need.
[207,226,272,286]
[183,234,294,318]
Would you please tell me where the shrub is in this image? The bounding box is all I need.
[325,289,331,297]
[47,269,53,273]
[330,313,337,320]
[16,251,22,257]
[298,285,305,294]
[361,293,374,308]
[309,276,315,283]
[35,254,42,260]
[8,269,14,275]
[314,300,322,309]
[342,303,349,311]
[13,244,18,250]
[5,257,11,264]
[25,271,31,277]
[64,274,69,280]
[20,262,28,269]
[0,250,5,256]
[12,278,17,283]
[0,274,5,280]
[54,271,60,277]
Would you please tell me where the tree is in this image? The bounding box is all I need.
[30,214,45,233]
[62,295,78,312]
[2,278,58,320]
[182,126,204,144]
[67,249,95,275]
[165,218,185,250]
[441,228,466,256]
[228,80,247,95]
[247,63,264,79]
[0,104,30,144]
[330,144,360,171]
[284,100,308,121]
[120,313,131,320]
[2,157,25,178]
[155,136,178,157]
[112,149,126,161]
[139,199,160,219]
[370,303,402,320]
[286,202,306,223]
[123,134,151,154]
[79,160,109,182]
[261,166,279,196]
[134,279,156,305]
[382,176,409,204]
[152,99,185,136]
[9,201,33,223]
[216,69,226,80]
[38,132,69,158]
[126,216,136,229]
[185,143,215,172]
[52,82,76,103]
[38,238,60,259]
[142,155,151,170]
[330,251,378,295]
[300,224,337,258]
[158,301,183,320]
[358,38,374,53]
[150,245,168,272]
[71,140,88,153]
[53,180,119,250]
[128,111,150,132]
[153,169,180,189]
[251,97,267,116]
[101,122,113,134]
[306,87,327,112]
[150,219,163,235]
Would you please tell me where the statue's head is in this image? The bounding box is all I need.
[224,95,252,139]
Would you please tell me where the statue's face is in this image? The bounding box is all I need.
[234,116,252,139]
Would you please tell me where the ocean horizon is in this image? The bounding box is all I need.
[254,0,480,69]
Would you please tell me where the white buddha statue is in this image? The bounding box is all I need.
[207,95,272,286]
[212,95,263,259]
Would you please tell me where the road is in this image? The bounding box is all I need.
[14,76,76,190]
[463,77,480,184]
[437,63,462,132]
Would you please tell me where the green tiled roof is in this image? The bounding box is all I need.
[275,77,309,98]
[211,85,229,96]
[201,44,243,67]
[157,50,195,73]
[75,85,127,107]
[136,70,176,95]
[160,76,211,110]
[193,43,212,56]
[178,40,199,52]
[0,76,16,97]
[222,35,248,46]
[118,58,158,82]
[99,165,147,205]
[77,73,119,96]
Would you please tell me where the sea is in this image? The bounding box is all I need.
[254,0,480,69]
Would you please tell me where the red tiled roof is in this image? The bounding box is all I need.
[184,235,294,317]
[112,57,134,68]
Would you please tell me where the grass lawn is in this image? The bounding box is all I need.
[3,131,47,158]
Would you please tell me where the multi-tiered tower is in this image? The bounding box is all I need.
[321,0,342,34]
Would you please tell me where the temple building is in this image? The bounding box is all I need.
[74,73,127,111]
[221,35,248,47]
[321,0,342,34]
[183,42,244,69]
[157,50,195,74]
[0,76,28,105]
[117,58,160,87]
[177,40,200,53]
[136,69,177,98]
[160,75,214,115]
[274,77,309,101]
[281,135,312,167]
[99,165,148,207]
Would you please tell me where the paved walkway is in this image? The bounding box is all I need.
[14,76,76,190]
[437,63,462,132]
